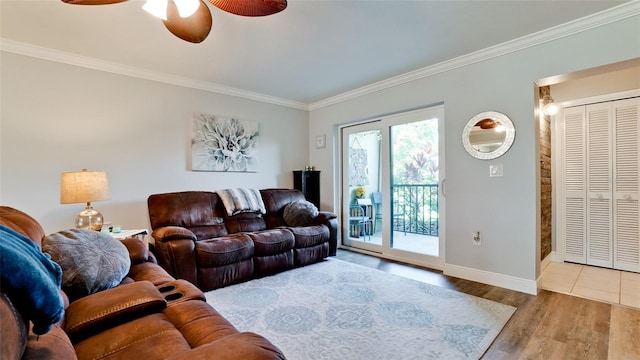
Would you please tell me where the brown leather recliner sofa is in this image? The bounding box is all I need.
[147,188,338,292]
[0,206,285,360]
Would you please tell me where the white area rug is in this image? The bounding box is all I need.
[205,258,515,360]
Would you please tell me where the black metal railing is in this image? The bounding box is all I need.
[391,184,439,236]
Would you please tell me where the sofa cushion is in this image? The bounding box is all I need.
[0,206,46,246]
[283,200,319,227]
[23,325,77,360]
[147,191,228,235]
[195,234,254,267]
[246,229,295,256]
[72,312,191,359]
[260,188,307,228]
[224,212,267,233]
[288,225,330,248]
[43,229,131,301]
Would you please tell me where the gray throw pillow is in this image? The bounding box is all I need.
[283,200,319,227]
[43,229,131,301]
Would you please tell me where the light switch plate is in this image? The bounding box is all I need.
[490,164,503,177]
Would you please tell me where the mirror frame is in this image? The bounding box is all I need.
[462,111,515,160]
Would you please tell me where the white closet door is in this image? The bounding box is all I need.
[586,103,613,268]
[613,98,640,272]
[563,106,587,263]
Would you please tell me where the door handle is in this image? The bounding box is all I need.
[440,178,446,198]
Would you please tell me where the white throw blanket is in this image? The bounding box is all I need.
[216,188,266,216]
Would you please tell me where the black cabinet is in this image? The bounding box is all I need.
[293,170,320,208]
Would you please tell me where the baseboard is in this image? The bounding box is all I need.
[540,251,554,272]
[550,250,562,262]
[444,263,538,295]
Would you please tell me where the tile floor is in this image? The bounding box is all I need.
[539,261,640,310]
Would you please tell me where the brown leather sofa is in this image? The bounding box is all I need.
[147,188,338,291]
[0,206,285,360]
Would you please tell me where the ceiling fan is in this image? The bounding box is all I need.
[61,0,287,43]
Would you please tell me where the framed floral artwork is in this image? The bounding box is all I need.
[191,113,259,172]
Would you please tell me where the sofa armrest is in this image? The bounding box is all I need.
[120,237,155,265]
[152,226,197,242]
[316,210,337,222]
[64,281,166,344]
[315,211,338,256]
[152,237,198,285]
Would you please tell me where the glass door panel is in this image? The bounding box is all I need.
[390,118,440,257]
[341,123,382,252]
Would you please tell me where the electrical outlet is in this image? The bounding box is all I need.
[473,231,481,246]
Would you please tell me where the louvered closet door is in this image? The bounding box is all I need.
[613,98,640,272]
[563,106,587,263]
[586,103,613,268]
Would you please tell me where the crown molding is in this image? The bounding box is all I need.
[1,1,637,113]
[0,39,309,111]
[308,1,640,111]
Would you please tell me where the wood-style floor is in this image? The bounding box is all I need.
[335,249,640,360]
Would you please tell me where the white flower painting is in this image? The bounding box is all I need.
[191,113,259,172]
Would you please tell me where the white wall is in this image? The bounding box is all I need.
[309,15,639,291]
[0,53,309,233]
[551,65,640,102]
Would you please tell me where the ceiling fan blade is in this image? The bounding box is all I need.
[208,0,286,17]
[163,0,213,43]
[62,0,128,4]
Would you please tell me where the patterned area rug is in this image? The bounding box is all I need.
[205,258,515,360]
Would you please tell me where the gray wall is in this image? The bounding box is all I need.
[308,14,639,286]
[1,53,309,233]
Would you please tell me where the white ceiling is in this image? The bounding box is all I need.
[0,0,630,107]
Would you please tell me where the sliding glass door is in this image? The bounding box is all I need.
[341,106,445,268]
[342,122,383,252]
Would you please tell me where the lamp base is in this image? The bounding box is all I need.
[75,206,104,231]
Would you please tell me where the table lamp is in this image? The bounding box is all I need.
[60,169,110,231]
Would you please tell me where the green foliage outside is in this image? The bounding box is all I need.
[390,119,440,235]
[391,119,438,185]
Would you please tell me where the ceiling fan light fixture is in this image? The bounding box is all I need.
[208,0,287,17]
[173,0,200,17]
[163,0,212,43]
[62,0,128,4]
[143,0,169,20]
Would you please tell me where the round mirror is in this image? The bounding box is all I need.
[462,111,515,160]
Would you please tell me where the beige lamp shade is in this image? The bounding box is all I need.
[60,170,110,204]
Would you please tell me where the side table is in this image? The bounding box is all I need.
[109,229,149,248]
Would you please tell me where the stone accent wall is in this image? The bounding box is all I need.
[540,86,553,261]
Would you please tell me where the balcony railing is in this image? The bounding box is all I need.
[392,184,439,236]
